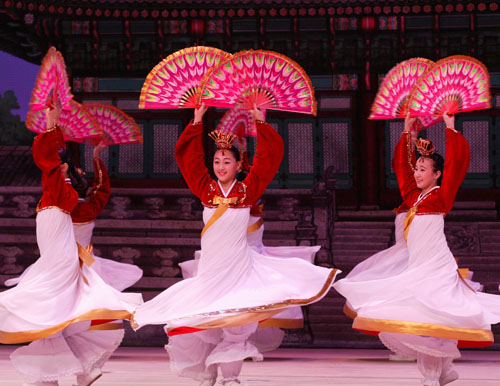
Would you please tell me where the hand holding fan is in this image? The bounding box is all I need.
[408,55,491,117]
[29,47,73,113]
[84,103,143,145]
[199,50,317,115]
[139,46,232,109]
[26,100,101,143]
[218,109,258,137]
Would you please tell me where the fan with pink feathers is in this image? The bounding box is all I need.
[198,50,317,116]
[84,103,143,145]
[139,46,232,109]
[408,55,491,117]
[26,100,101,143]
[218,109,257,138]
[28,46,73,113]
[370,58,440,130]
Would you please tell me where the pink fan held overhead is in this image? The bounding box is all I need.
[139,46,232,109]
[370,57,441,131]
[199,50,317,116]
[28,46,73,114]
[218,109,257,138]
[26,100,101,143]
[370,58,435,120]
[84,103,143,145]
[408,55,491,117]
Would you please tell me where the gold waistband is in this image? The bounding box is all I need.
[36,204,70,215]
[213,195,238,205]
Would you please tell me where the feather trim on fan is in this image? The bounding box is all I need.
[26,100,101,143]
[84,103,143,145]
[198,50,317,116]
[408,55,491,117]
[139,46,232,109]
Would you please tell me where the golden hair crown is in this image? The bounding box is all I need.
[209,130,235,150]
[415,137,435,156]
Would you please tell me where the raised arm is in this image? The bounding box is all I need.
[71,157,110,222]
[439,128,470,213]
[174,115,212,199]
[394,131,420,206]
[32,125,78,211]
[243,120,284,203]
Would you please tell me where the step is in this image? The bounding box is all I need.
[334,222,394,229]
[332,235,392,243]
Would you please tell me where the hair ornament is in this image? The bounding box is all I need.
[209,130,235,150]
[415,137,435,156]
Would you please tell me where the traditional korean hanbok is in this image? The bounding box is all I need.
[334,129,500,385]
[179,150,320,353]
[71,156,143,292]
[6,156,143,291]
[134,120,338,383]
[0,126,143,384]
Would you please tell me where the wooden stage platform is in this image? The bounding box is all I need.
[1,347,499,385]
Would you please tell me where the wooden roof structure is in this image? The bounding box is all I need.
[1,0,500,77]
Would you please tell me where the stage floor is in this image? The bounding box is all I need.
[1,346,499,385]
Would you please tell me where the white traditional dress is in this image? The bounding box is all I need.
[6,157,143,292]
[0,127,142,382]
[180,210,321,353]
[334,129,500,385]
[134,120,338,381]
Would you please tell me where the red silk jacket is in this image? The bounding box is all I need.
[394,130,470,215]
[175,120,284,208]
[33,126,78,214]
[71,157,110,224]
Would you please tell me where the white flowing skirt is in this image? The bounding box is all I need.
[135,207,337,332]
[6,221,143,292]
[10,321,124,381]
[73,222,143,291]
[334,214,500,346]
[0,208,142,344]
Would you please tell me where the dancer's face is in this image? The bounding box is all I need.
[414,157,441,191]
[213,150,241,185]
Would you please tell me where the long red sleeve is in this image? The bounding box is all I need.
[394,132,420,207]
[71,157,110,223]
[33,126,78,213]
[243,122,284,203]
[393,132,416,209]
[439,129,470,213]
[240,150,251,172]
[174,121,212,200]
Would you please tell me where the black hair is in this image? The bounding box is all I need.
[419,152,444,186]
[58,148,89,198]
[214,146,241,162]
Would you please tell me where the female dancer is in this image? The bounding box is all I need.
[179,133,320,353]
[6,142,143,291]
[71,142,143,291]
[134,104,338,385]
[0,104,142,386]
[334,112,500,386]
